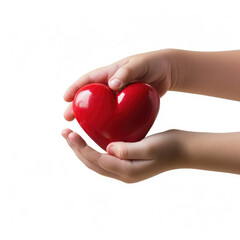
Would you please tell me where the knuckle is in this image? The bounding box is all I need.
[88,66,105,80]
[128,55,138,63]
[129,54,146,65]
[121,65,132,77]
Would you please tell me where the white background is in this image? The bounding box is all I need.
[0,0,240,239]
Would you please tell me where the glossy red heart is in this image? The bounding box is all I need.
[73,82,160,150]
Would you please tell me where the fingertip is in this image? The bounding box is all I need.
[64,85,78,102]
[64,111,75,121]
[61,129,67,137]
[63,92,68,101]
[106,143,115,156]
[65,83,84,102]
[63,92,74,102]
[63,102,75,121]
[62,128,72,138]
[63,90,71,102]
[106,142,127,159]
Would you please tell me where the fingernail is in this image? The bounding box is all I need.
[109,78,120,88]
[108,145,115,155]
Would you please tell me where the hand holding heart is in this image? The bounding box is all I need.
[62,128,185,183]
[64,50,174,121]
[63,50,184,183]
[63,49,240,181]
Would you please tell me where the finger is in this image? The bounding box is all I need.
[64,58,129,102]
[63,130,124,181]
[64,69,106,102]
[66,131,135,178]
[106,140,151,160]
[108,57,149,91]
[64,103,75,121]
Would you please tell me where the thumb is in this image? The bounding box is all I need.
[106,141,148,160]
[108,58,148,91]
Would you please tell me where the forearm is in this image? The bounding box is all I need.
[168,49,240,101]
[180,131,240,174]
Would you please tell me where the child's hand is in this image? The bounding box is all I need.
[63,49,177,121]
[62,129,184,183]
[62,128,240,182]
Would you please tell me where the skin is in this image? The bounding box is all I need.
[62,49,240,183]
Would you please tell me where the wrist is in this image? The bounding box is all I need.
[165,49,188,92]
[159,129,190,170]
[167,129,194,170]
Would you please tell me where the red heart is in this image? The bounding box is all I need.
[73,82,160,150]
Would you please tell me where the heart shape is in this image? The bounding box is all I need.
[73,82,160,150]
